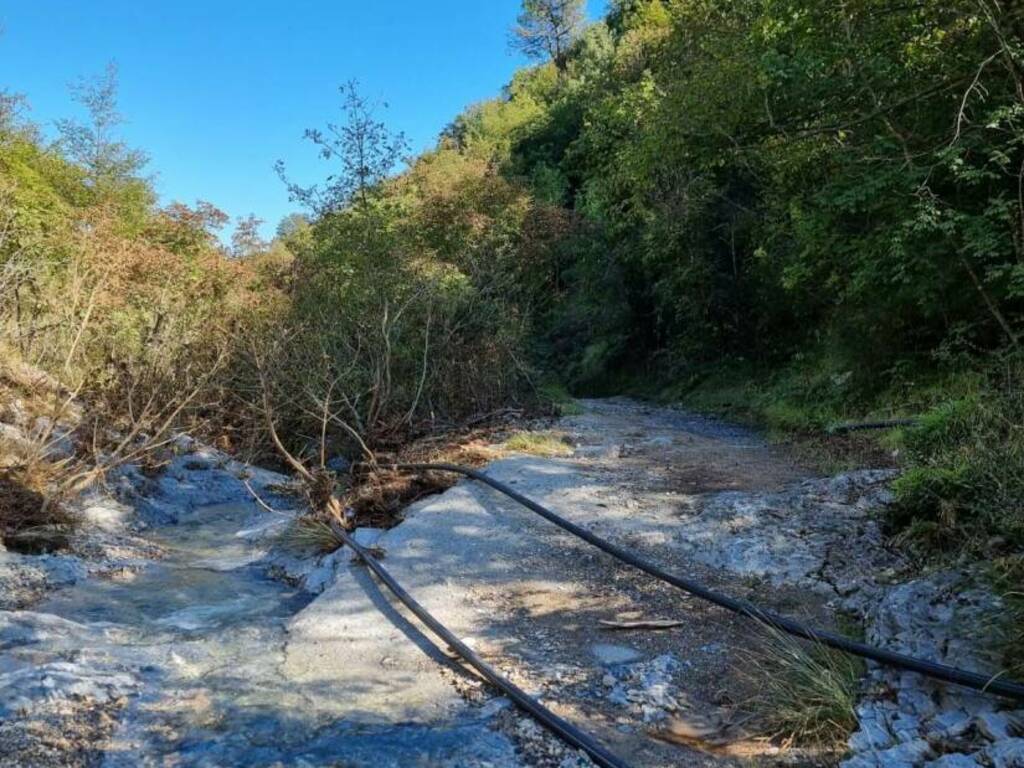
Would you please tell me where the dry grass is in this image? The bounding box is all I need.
[343,422,512,526]
[343,466,456,527]
[277,515,345,554]
[503,430,574,458]
[736,624,864,748]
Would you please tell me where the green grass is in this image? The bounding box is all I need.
[536,381,584,416]
[888,379,1024,554]
[504,430,575,457]
[737,625,864,747]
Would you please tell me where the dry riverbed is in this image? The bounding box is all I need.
[1,399,1021,767]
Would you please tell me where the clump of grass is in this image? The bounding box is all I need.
[277,515,345,554]
[555,400,584,416]
[737,625,864,747]
[504,430,574,457]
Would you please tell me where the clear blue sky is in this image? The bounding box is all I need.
[0,1,606,240]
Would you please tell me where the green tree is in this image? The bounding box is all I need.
[231,214,267,259]
[55,63,148,190]
[275,81,408,214]
[511,0,586,72]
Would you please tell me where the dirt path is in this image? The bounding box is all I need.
[283,398,897,767]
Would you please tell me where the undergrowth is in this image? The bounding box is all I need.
[278,420,518,554]
[887,371,1024,555]
[537,382,583,416]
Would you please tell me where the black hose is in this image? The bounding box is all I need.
[328,521,631,768]
[828,418,918,434]
[393,463,1024,703]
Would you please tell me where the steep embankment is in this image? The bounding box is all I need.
[1,399,1020,767]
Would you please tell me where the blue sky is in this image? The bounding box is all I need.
[0,1,606,240]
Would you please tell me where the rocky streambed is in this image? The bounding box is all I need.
[1,400,1021,767]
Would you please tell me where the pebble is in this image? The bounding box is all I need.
[930,710,975,739]
[589,643,643,666]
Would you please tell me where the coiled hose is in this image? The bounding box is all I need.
[391,463,1024,703]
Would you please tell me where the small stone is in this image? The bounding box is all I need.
[898,688,939,718]
[929,709,974,738]
[849,706,896,751]
[891,713,922,741]
[589,643,643,666]
[850,726,894,752]
[601,674,616,688]
[871,738,935,766]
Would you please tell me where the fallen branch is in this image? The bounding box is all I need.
[599,619,685,631]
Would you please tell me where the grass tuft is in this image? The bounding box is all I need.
[277,515,345,554]
[503,430,574,457]
[737,625,864,747]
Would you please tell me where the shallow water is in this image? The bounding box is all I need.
[39,505,306,633]
[26,501,519,767]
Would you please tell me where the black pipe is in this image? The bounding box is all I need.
[828,418,918,434]
[329,521,631,768]
[393,463,1024,703]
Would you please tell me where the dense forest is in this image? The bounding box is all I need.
[2,0,1022,572]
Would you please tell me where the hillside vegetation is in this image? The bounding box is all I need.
[2,0,1023,573]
